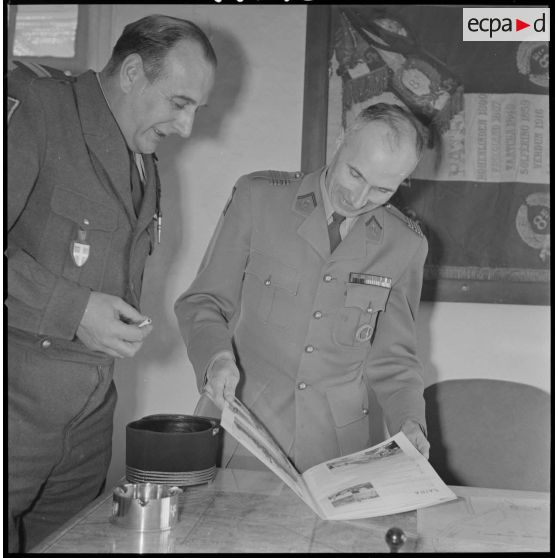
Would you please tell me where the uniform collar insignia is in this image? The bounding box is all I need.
[365,214,383,243]
[295,192,317,215]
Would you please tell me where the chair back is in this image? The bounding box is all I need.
[424,379,550,491]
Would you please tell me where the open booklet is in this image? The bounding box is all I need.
[220,396,457,520]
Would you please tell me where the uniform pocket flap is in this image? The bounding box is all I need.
[326,379,368,428]
[51,187,118,231]
[245,251,299,294]
[345,283,390,312]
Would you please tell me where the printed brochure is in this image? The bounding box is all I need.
[220,396,457,520]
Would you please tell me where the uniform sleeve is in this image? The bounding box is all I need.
[174,178,252,392]
[364,236,428,436]
[7,77,91,340]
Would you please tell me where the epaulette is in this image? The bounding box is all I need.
[11,61,75,82]
[247,170,304,186]
[384,203,424,238]
[8,62,75,125]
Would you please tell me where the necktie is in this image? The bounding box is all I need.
[129,150,144,217]
[328,212,346,253]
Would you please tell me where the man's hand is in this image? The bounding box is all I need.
[203,352,240,410]
[76,292,153,358]
[401,419,430,459]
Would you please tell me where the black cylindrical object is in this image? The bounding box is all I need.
[126,414,221,484]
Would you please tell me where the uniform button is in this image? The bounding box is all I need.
[264,279,271,286]
[41,338,51,349]
[83,218,90,226]
[362,408,369,415]
[323,274,332,282]
[305,345,314,353]
[297,382,307,390]
[294,172,301,178]
[366,306,374,313]
[313,311,322,319]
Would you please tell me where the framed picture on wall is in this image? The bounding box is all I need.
[302,5,550,305]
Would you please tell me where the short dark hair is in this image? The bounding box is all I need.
[345,103,429,158]
[105,14,217,81]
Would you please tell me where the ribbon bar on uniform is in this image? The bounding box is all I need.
[349,272,392,288]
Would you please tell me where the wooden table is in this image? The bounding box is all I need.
[30,468,550,553]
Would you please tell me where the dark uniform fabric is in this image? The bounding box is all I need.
[175,169,427,473]
[7,67,160,552]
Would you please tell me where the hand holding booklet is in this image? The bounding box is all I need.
[220,396,457,520]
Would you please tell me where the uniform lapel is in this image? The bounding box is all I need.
[73,71,136,225]
[292,169,383,262]
[292,170,330,260]
[329,207,385,261]
[329,217,368,261]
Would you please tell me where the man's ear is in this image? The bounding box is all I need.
[119,53,144,93]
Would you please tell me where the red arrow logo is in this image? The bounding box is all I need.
[516,19,530,31]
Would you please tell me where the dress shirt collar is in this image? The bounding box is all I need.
[320,167,357,233]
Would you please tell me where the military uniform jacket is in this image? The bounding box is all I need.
[7,68,160,363]
[175,169,428,472]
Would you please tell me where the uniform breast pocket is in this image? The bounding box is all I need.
[243,251,300,329]
[45,187,118,290]
[333,283,390,348]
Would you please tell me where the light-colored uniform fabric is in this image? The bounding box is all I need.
[175,169,427,473]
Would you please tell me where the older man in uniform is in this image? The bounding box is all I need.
[7,15,215,552]
[175,103,430,473]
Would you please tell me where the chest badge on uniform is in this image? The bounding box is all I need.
[70,229,90,267]
[356,324,374,342]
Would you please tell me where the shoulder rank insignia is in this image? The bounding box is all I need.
[7,96,20,124]
[403,215,424,237]
[13,60,72,81]
[384,203,424,238]
[249,170,304,186]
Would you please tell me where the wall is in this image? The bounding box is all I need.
[418,301,550,392]
[90,6,550,488]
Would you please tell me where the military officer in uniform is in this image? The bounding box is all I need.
[175,103,430,473]
[7,15,216,552]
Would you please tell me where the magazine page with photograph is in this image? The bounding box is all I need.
[302,432,457,520]
[220,396,456,520]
